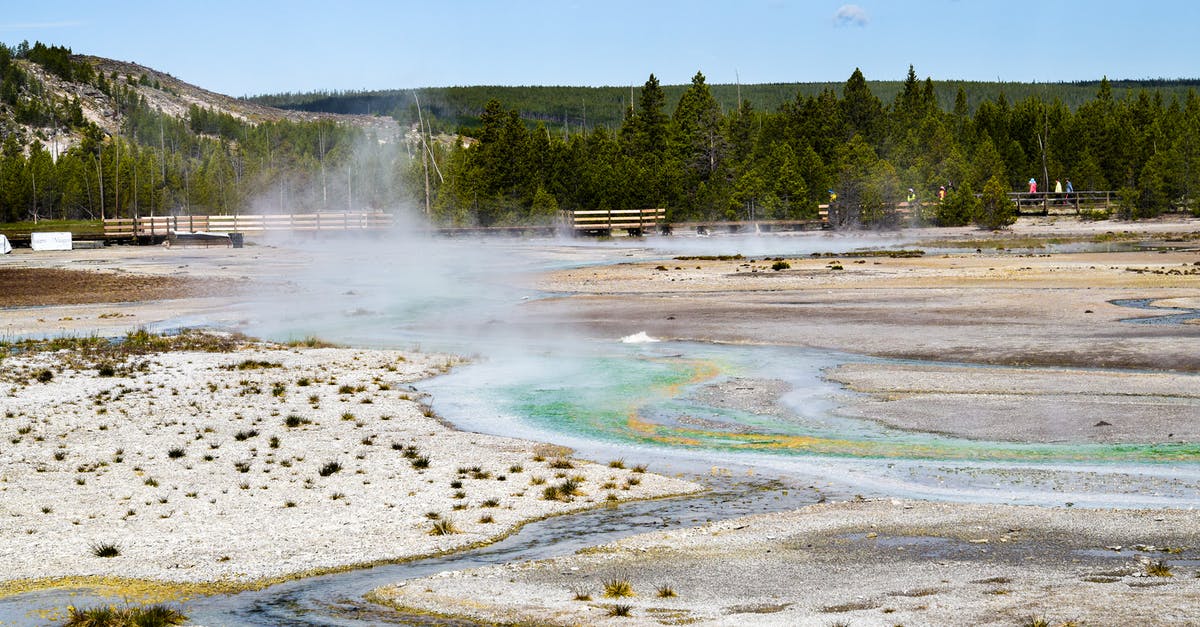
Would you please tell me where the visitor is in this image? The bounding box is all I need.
[938,186,946,201]
[1054,179,1063,194]
[1028,178,1037,194]
[907,188,916,204]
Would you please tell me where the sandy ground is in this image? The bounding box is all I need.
[0,338,699,589]
[826,362,1200,444]
[374,499,1200,626]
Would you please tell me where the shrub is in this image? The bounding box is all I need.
[657,584,677,598]
[35,369,53,383]
[167,447,186,459]
[233,429,258,441]
[771,260,791,271]
[548,458,574,469]
[411,456,430,469]
[570,585,592,601]
[97,363,116,377]
[318,461,342,477]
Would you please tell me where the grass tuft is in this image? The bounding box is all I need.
[428,518,459,535]
[64,604,186,626]
[606,603,633,617]
[283,415,311,428]
[90,542,121,558]
[603,577,635,598]
[1146,560,1173,577]
[656,584,677,598]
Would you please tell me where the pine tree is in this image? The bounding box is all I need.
[976,175,1016,229]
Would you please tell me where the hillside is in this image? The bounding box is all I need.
[7,52,398,157]
[0,42,410,224]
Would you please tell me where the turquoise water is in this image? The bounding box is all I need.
[425,341,1200,465]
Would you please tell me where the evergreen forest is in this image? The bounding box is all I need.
[3,40,1199,229]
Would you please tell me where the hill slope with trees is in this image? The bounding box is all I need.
[0,41,403,224]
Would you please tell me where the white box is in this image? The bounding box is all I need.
[30,232,72,251]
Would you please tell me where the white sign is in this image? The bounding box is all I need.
[30,232,72,251]
[0,234,10,254]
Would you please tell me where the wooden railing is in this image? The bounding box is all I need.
[1007,191,1112,214]
[569,208,666,234]
[104,212,394,240]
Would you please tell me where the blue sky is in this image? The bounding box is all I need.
[2,1,1197,97]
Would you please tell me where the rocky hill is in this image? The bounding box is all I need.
[4,50,398,156]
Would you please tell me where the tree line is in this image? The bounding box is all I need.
[3,41,1199,230]
[412,67,1200,227]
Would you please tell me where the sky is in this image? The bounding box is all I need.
[2,1,1197,97]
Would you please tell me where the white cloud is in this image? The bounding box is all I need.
[834,4,869,27]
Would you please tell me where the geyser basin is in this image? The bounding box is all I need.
[421,340,1200,507]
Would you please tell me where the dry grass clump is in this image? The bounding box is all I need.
[89,542,121,558]
[603,577,635,598]
[542,478,582,502]
[428,517,459,535]
[63,603,186,626]
[1146,560,1173,577]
